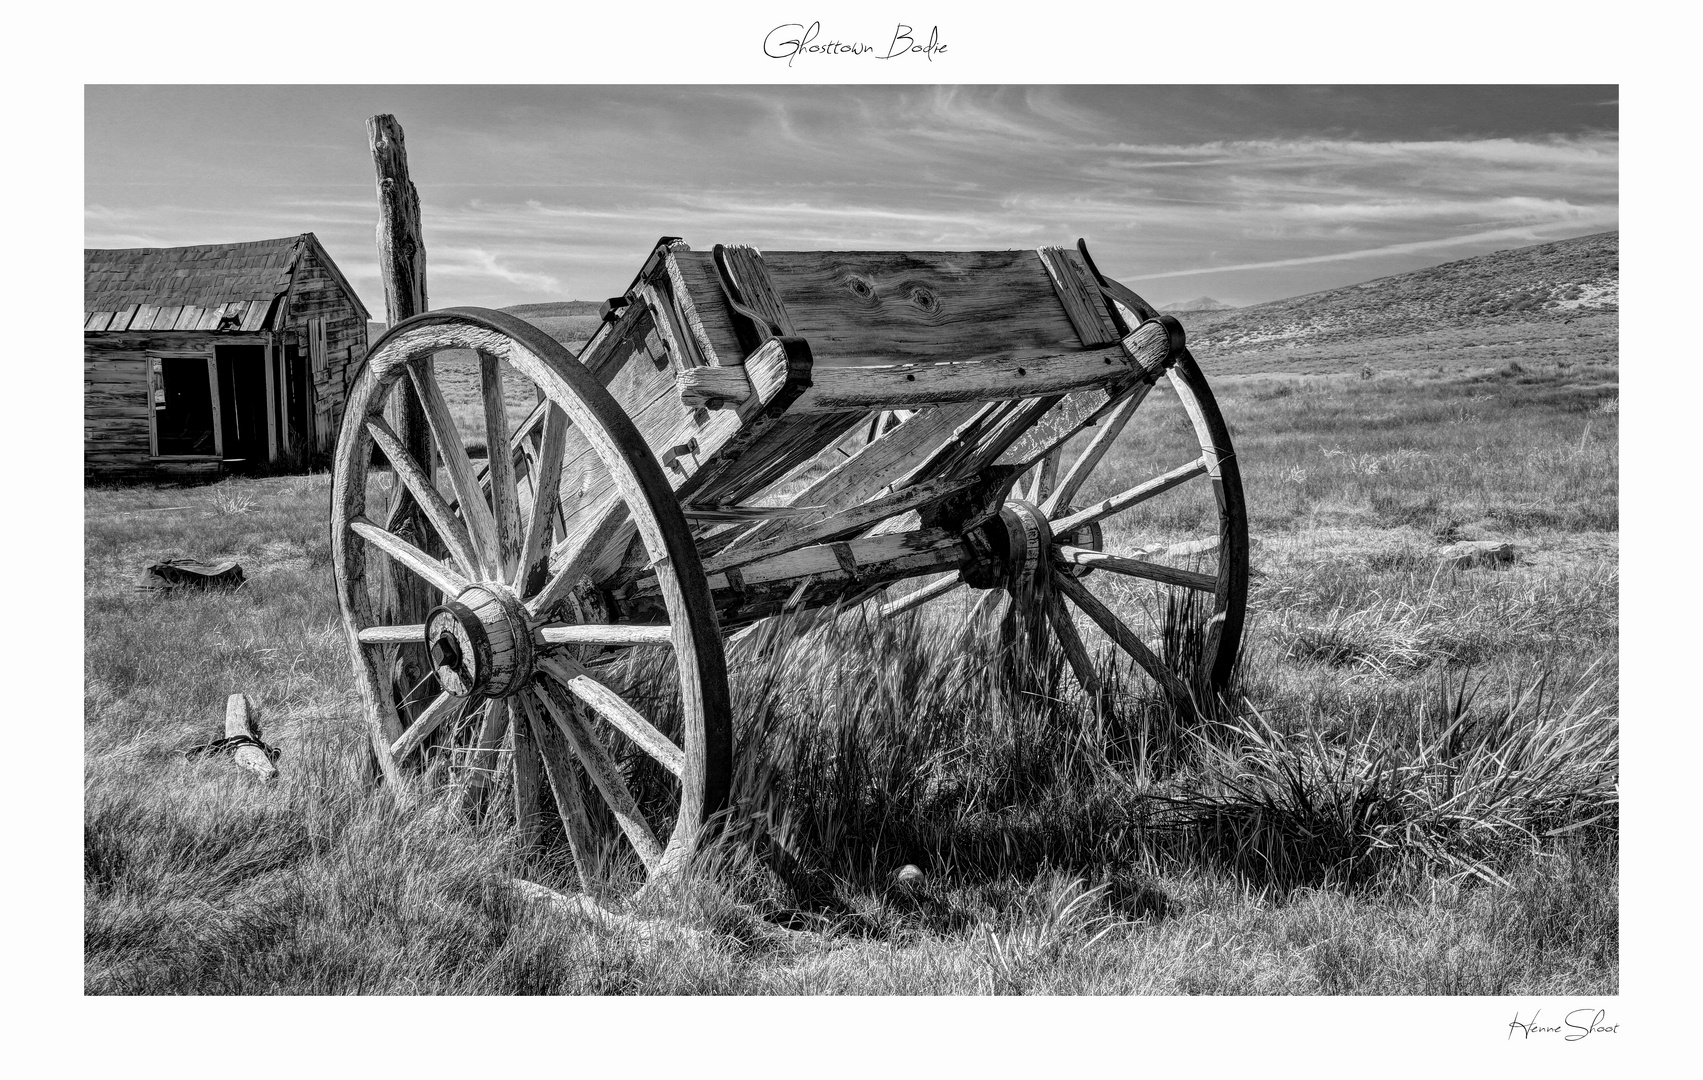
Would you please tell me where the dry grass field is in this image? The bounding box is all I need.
[84,338,1617,995]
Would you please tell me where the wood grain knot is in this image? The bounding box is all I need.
[845,274,877,301]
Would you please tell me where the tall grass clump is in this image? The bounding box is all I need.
[1156,670,1617,892]
[708,601,1182,893]
[976,875,1122,993]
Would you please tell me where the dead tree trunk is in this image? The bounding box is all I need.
[367,114,439,776]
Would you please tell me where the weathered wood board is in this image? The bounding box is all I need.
[670,249,1088,367]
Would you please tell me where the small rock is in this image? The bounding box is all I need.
[1438,540,1516,570]
[894,864,926,889]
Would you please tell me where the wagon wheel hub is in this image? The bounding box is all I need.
[424,582,536,699]
[998,500,1053,589]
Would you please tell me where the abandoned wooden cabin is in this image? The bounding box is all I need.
[84,234,371,480]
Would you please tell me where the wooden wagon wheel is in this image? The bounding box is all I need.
[884,346,1248,704]
[331,308,731,883]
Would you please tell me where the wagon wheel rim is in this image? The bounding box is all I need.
[883,350,1248,704]
[330,307,732,884]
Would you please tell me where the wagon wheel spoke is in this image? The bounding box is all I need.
[408,361,503,579]
[357,623,426,645]
[388,688,466,763]
[515,403,570,594]
[1047,455,1210,535]
[1042,381,1154,515]
[538,655,685,776]
[537,624,675,648]
[458,696,511,803]
[517,692,599,891]
[1051,546,1218,592]
[1053,572,1190,700]
[479,352,526,582]
[365,415,482,581]
[1026,445,1062,504]
[1045,586,1106,706]
[999,581,1052,689]
[350,516,469,598]
[525,501,632,618]
[532,682,665,872]
[511,693,547,849]
[878,571,964,619]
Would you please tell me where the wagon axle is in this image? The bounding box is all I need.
[415,489,1108,702]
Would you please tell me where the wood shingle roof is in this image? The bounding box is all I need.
[84,233,369,332]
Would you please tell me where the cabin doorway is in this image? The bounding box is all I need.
[214,344,270,466]
[148,347,277,465]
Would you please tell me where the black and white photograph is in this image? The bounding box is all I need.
[46,7,1686,1068]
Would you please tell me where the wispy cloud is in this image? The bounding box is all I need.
[85,87,1618,309]
[1121,223,1613,282]
[431,246,563,292]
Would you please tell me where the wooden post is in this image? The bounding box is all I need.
[368,113,439,760]
[369,115,428,323]
[264,337,278,463]
[224,694,279,780]
[206,354,224,459]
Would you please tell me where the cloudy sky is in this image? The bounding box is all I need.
[85,85,1617,312]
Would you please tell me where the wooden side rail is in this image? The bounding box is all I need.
[674,317,1173,414]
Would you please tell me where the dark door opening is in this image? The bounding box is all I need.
[152,356,215,456]
[215,344,270,466]
[285,343,312,454]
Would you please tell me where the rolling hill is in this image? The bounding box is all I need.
[1176,231,1617,375]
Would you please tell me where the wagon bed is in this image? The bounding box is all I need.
[332,237,1247,883]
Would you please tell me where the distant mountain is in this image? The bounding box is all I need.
[365,301,602,357]
[1187,231,1618,357]
[501,301,602,319]
[1162,296,1236,313]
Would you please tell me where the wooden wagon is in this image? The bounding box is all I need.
[332,237,1247,883]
